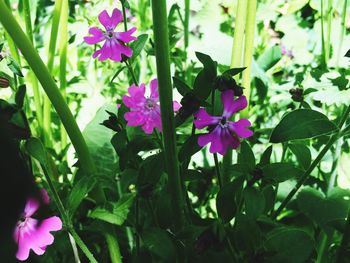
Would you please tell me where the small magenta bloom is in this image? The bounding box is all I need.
[194,90,253,155]
[84,8,137,62]
[122,79,180,134]
[14,193,62,261]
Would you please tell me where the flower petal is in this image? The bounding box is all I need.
[116,27,137,43]
[99,9,122,30]
[84,27,104,45]
[24,198,39,217]
[150,79,159,99]
[229,119,253,138]
[194,108,220,129]
[222,90,248,118]
[124,111,146,126]
[173,101,181,112]
[123,84,146,109]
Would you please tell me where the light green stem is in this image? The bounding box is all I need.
[325,0,333,63]
[43,0,63,145]
[151,0,186,230]
[59,0,68,149]
[22,0,44,131]
[241,0,257,117]
[321,0,327,65]
[336,0,347,68]
[105,232,122,263]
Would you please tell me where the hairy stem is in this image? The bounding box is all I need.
[151,0,186,230]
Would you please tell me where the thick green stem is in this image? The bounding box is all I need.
[184,0,190,50]
[43,0,63,145]
[272,105,350,219]
[105,232,122,263]
[22,0,44,132]
[336,0,347,68]
[0,0,95,176]
[59,0,68,149]
[241,0,257,117]
[151,0,186,231]
[69,228,98,263]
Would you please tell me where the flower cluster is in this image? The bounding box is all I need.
[194,90,253,155]
[14,191,62,261]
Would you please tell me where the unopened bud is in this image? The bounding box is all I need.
[0,77,10,88]
[289,88,304,102]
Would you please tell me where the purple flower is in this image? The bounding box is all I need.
[122,79,180,134]
[194,90,253,155]
[84,8,137,62]
[14,193,62,261]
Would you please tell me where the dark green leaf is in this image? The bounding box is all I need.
[142,228,176,260]
[262,163,303,183]
[67,176,97,217]
[329,75,349,90]
[345,49,350,58]
[15,85,26,109]
[178,135,202,162]
[110,66,127,83]
[216,176,244,223]
[238,141,255,172]
[244,187,265,219]
[288,143,311,170]
[173,76,191,96]
[265,228,314,263]
[260,145,273,165]
[223,67,246,76]
[7,57,24,77]
[195,52,217,77]
[270,109,338,143]
[25,137,48,166]
[254,77,268,103]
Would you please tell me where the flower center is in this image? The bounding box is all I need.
[105,30,114,39]
[145,98,156,110]
[219,117,228,128]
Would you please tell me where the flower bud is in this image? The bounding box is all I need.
[178,92,201,120]
[0,77,10,88]
[214,74,244,96]
[289,88,304,102]
[101,115,122,132]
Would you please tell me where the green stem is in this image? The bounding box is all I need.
[241,0,257,117]
[43,0,63,146]
[336,0,347,68]
[0,0,95,176]
[125,60,138,85]
[321,0,327,66]
[105,232,122,263]
[272,105,350,219]
[184,0,190,50]
[151,0,186,231]
[121,0,128,32]
[68,233,81,263]
[59,0,68,149]
[70,228,98,263]
[325,0,333,63]
[214,154,222,188]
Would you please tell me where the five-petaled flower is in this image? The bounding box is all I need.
[84,8,137,62]
[14,192,62,261]
[194,90,253,155]
[122,79,180,134]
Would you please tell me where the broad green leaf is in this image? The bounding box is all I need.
[67,176,97,217]
[173,76,191,96]
[260,145,273,165]
[244,187,265,219]
[297,187,350,226]
[142,228,176,260]
[25,137,48,166]
[254,77,268,103]
[262,163,303,183]
[233,213,261,253]
[223,67,246,76]
[265,228,314,263]
[289,143,311,170]
[270,109,337,143]
[257,45,282,71]
[89,193,135,225]
[216,176,244,223]
[130,34,148,61]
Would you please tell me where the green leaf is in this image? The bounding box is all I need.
[238,141,255,172]
[260,145,273,165]
[262,163,303,183]
[15,85,26,109]
[195,52,217,77]
[270,109,338,143]
[67,176,97,217]
[138,153,165,193]
[233,213,261,253]
[297,187,350,226]
[216,176,244,223]
[89,193,135,225]
[223,67,246,76]
[25,137,48,166]
[257,45,282,71]
[173,76,192,96]
[178,135,202,162]
[244,187,265,219]
[254,77,268,103]
[110,66,127,83]
[329,75,349,91]
[7,57,24,77]
[265,228,314,263]
[288,143,311,170]
[285,0,309,13]
[130,34,148,61]
[345,49,350,58]
[142,228,176,260]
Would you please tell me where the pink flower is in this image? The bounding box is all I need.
[14,193,62,261]
[84,8,137,62]
[122,79,180,134]
[194,90,253,155]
